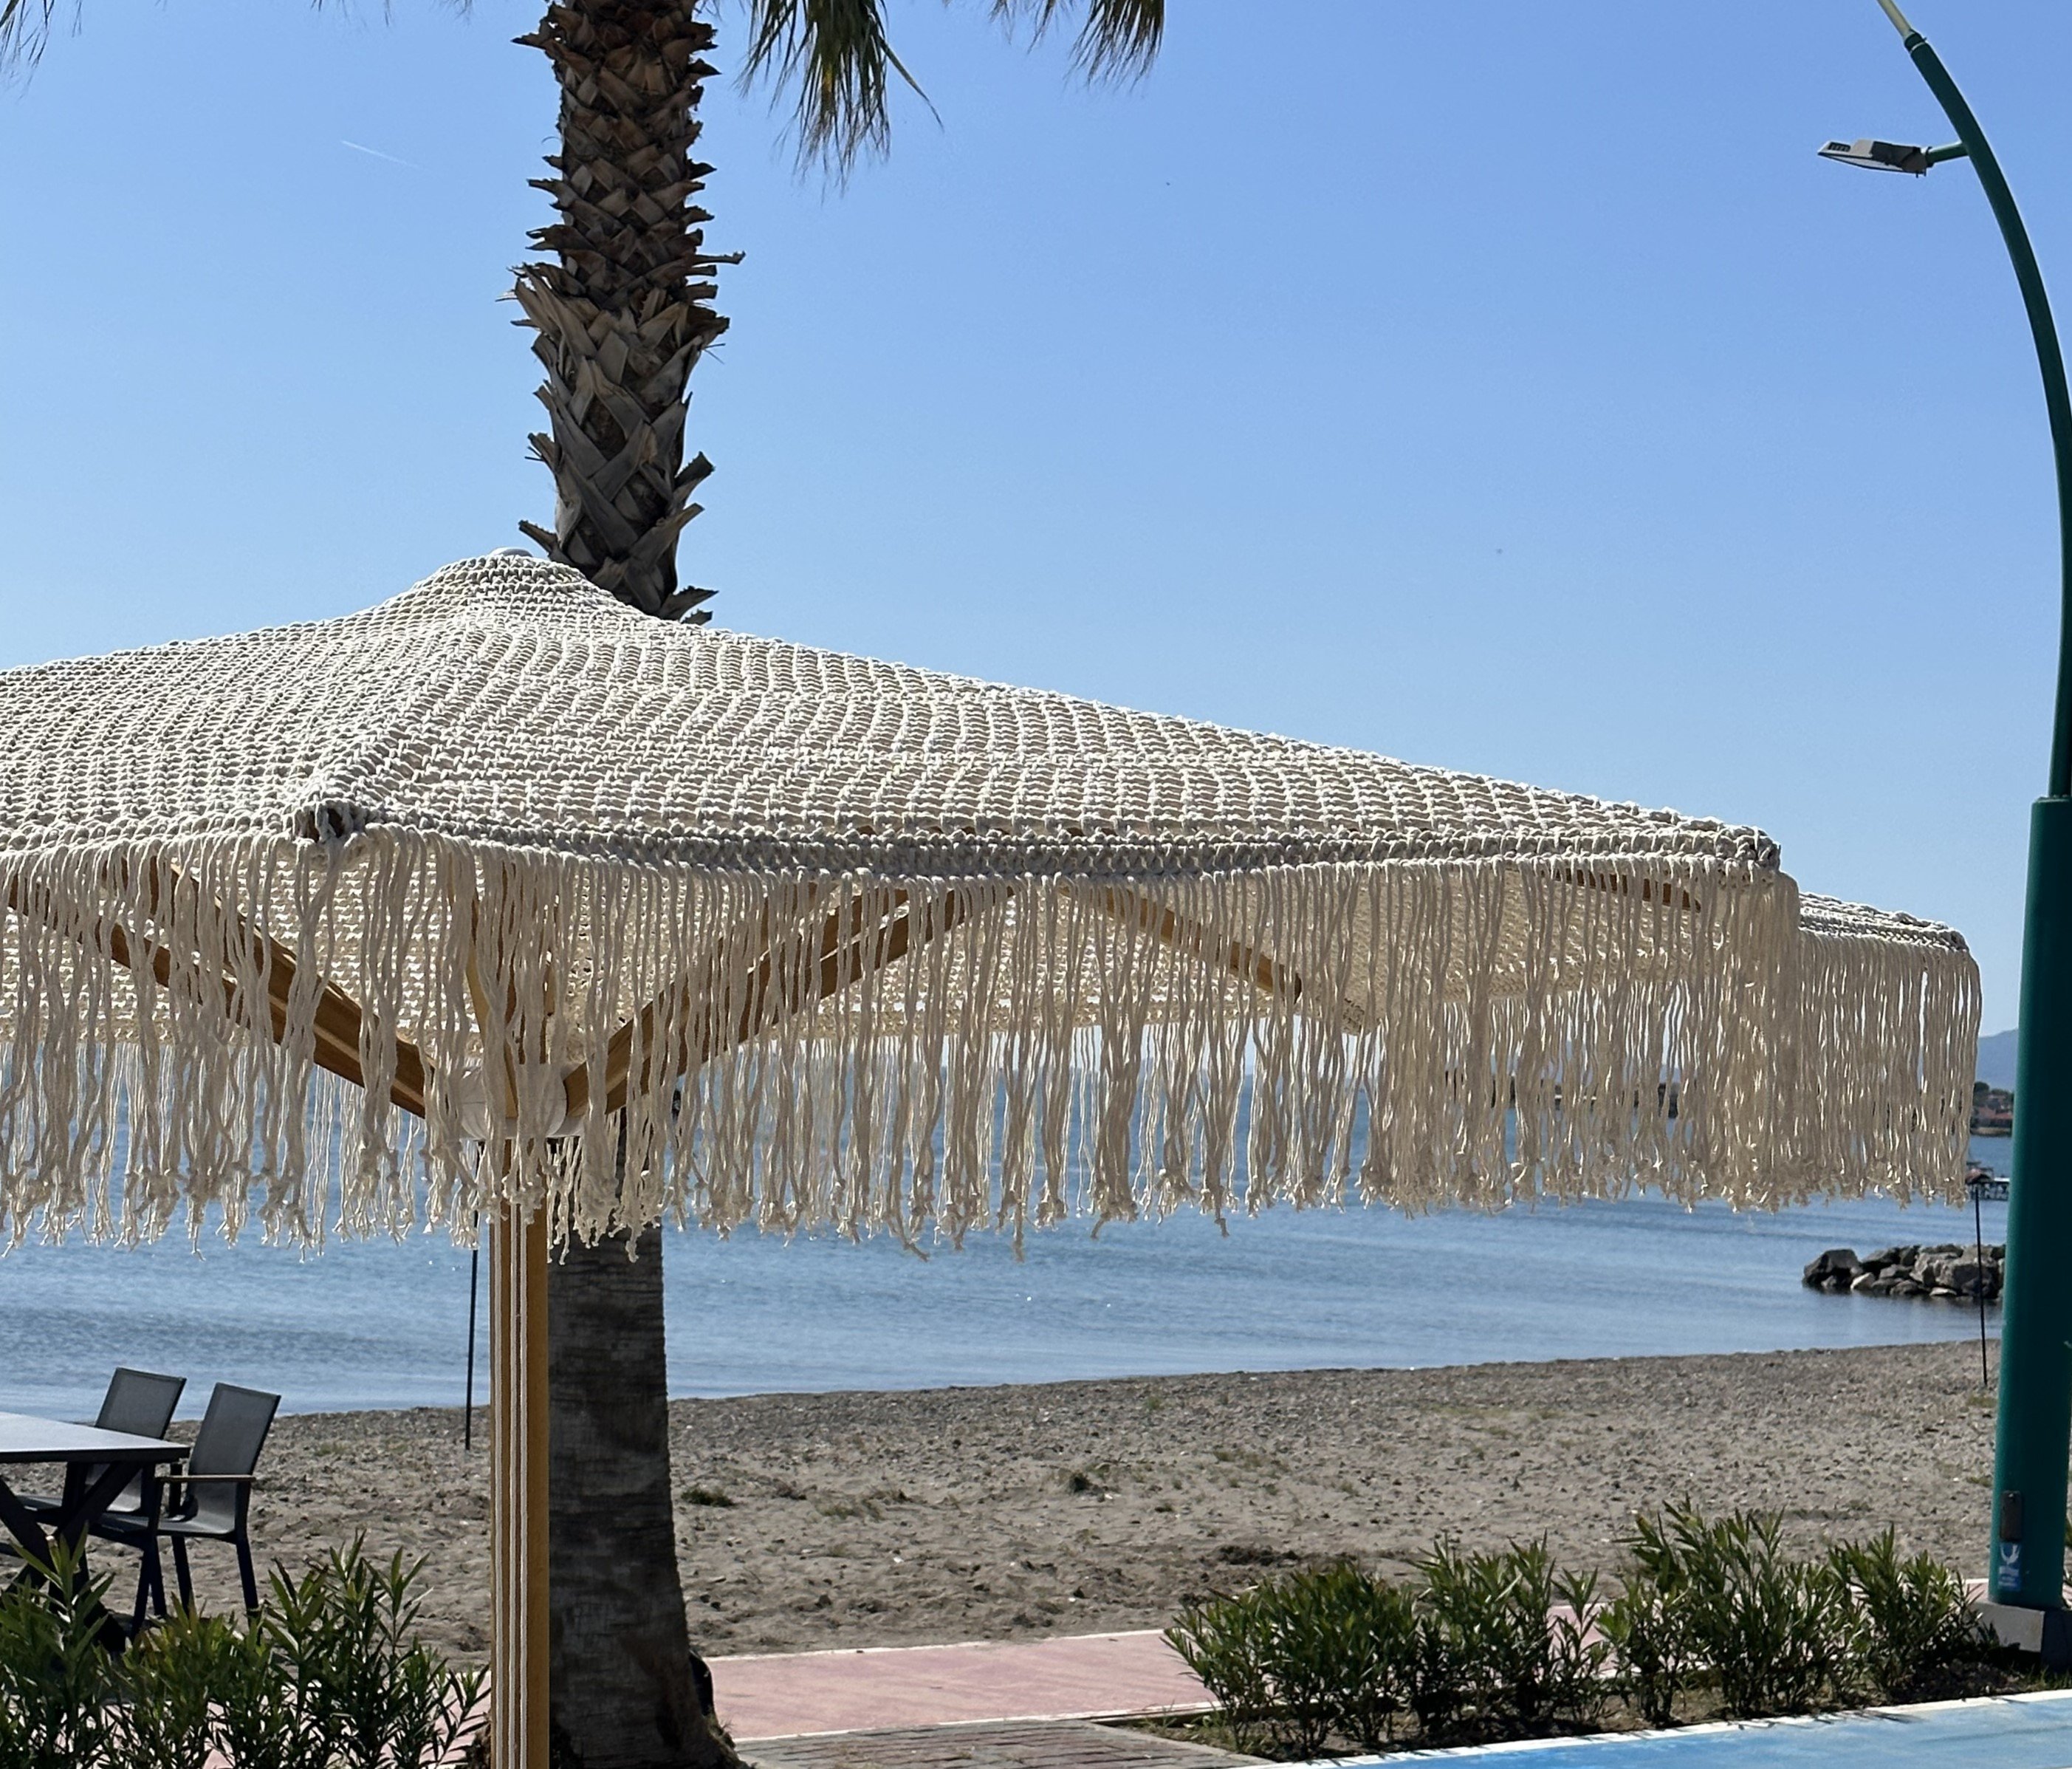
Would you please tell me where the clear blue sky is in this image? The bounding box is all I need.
[2,0,2064,1031]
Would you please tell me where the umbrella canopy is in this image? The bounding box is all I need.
[0,555,1977,1250]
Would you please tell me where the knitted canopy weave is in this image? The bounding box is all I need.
[0,555,1978,1247]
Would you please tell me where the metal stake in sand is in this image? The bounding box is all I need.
[1826,0,2072,1619]
[1970,1172,1989,1390]
[464,1229,480,1454]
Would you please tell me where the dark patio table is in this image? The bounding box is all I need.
[0,1409,186,1626]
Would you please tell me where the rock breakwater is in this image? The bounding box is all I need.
[1802,1244,2003,1301]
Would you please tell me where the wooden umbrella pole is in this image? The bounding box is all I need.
[467,931,552,1769]
[489,1187,550,1769]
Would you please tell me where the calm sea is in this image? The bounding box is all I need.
[0,1137,2012,1420]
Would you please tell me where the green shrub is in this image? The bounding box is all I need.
[1167,1513,1993,1756]
[1167,1586,1278,1753]
[262,1539,485,1769]
[1318,1566,1417,1751]
[1627,1505,1847,1719]
[1264,1562,1416,1753]
[0,1542,119,1769]
[1405,1590,1472,1739]
[110,1610,241,1769]
[0,1536,481,1769]
[1598,1567,1690,1726]
[1249,1566,1352,1758]
[1540,1558,1610,1727]
[210,1613,337,1769]
[1170,1543,1609,1753]
[1416,1538,1607,1735]
[1167,1561,1418,1755]
[1830,1529,1983,1701]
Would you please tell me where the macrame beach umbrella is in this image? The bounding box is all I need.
[0,554,1978,1762]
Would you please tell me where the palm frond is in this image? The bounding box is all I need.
[739,0,922,173]
[740,0,1164,174]
[0,0,60,71]
[990,0,1163,81]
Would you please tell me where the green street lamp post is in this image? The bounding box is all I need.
[1825,0,2072,1638]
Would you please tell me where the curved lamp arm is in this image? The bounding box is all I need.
[1873,18,2072,793]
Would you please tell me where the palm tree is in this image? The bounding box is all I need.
[1,3,1163,1764]
[523,14,1162,1762]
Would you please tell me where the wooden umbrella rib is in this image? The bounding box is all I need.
[1,872,430,1120]
[560,897,786,1121]
[1565,869,1704,914]
[591,889,937,1115]
[574,886,980,1117]
[578,879,1311,1124]
[197,883,430,1119]
[259,938,430,1118]
[1092,884,1305,1002]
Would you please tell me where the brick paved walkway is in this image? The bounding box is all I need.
[716,1630,1212,1742]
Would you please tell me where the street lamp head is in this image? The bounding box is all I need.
[1818,137,1932,174]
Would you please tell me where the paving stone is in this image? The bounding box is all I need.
[744,1718,1258,1769]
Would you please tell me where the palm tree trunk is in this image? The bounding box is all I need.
[515,0,733,620]
[516,4,735,1763]
[547,1228,732,1769]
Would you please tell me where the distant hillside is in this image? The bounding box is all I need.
[1977,1028,2018,1092]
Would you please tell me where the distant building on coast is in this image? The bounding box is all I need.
[1972,1079,2014,1137]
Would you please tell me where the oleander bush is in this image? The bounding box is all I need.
[1169,1540,1605,1751]
[1416,1537,1608,1733]
[1617,1507,1991,1717]
[1622,1505,1848,1719]
[0,1536,482,1769]
[1250,1563,1396,1757]
[1166,1561,1417,1755]
[0,1542,120,1769]
[1831,1527,1984,1702]
[1164,1582,1277,1751]
[1167,1508,1998,1759]
[1595,1559,1689,1727]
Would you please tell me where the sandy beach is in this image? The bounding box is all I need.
[120,1340,1997,1663]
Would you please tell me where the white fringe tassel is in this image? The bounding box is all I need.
[0,834,1979,1248]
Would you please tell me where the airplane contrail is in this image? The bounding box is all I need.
[341,140,416,168]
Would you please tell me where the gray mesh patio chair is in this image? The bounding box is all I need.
[97,1382,278,1618]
